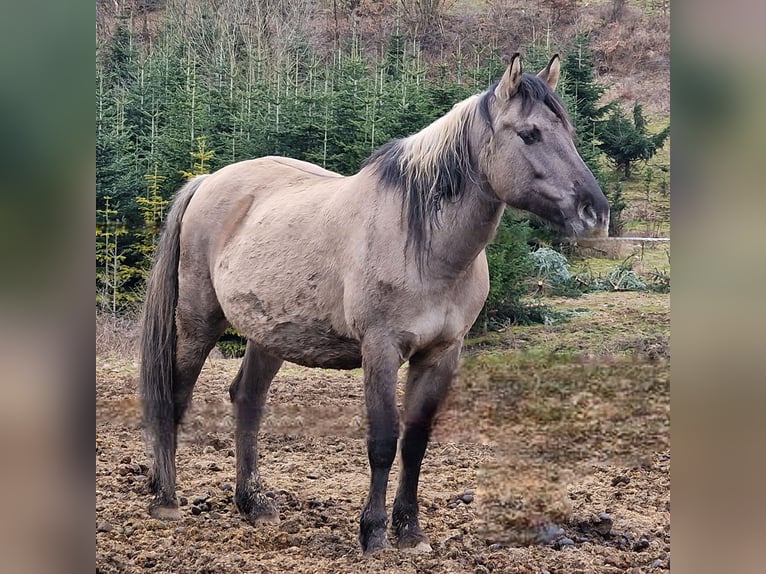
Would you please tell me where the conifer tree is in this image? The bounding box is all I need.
[598,103,670,178]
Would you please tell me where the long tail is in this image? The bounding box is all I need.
[140,175,208,463]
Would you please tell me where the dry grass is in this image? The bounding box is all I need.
[96,313,140,359]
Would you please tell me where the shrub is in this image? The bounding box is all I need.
[474,214,539,332]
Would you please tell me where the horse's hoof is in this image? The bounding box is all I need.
[361,530,391,555]
[149,503,181,520]
[399,541,432,555]
[237,493,280,526]
[395,521,431,553]
[362,539,392,556]
[246,511,280,526]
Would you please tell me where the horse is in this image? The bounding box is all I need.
[139,53,609,554]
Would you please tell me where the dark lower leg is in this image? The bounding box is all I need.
[230,346,282,524]
[392,423,430,548]
[359,340,401,554]
[360,435,398,553]
[392,344,460,549]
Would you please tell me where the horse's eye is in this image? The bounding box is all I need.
[518,128,541,145]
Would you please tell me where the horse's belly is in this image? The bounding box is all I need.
[246,319,362,370]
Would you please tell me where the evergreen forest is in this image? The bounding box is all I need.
[96,0,669,328]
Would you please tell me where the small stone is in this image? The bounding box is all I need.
[651,559,663,569]
[209,511,221,519]
[97,521,113,533]
[306,473,319,479]
[448,501,461,509]
[557,537,575,549]
[489,543,502,552]
[633,537,650,552]
[179,497,188,507]
[193,495,209,506]
[265,490,276,499]
[611,475,630,487]
[221,483,233,491]
[191,506,202,516]
[460,493,474,504]
[281,520,301,534]
[594,512,613,535]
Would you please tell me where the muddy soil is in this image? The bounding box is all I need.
[97,296,669,573]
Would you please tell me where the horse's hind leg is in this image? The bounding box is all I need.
[229,342,283,524]
[147,292,226,518]
[392,342,461,552]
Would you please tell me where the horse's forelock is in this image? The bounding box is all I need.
[481,74,573,134]
[518,74,573,132]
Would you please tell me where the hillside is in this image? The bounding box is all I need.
[96,0,670,315]
[96,0,669,116]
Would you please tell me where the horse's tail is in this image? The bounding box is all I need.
[140,175,208,462]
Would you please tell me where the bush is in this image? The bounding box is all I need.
[473,214,538,332]
[217,327,247,358]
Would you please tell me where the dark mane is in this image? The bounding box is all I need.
[363,96,482,270]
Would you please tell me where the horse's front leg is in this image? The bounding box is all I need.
[359,337,401,554]
[392,342,461,552]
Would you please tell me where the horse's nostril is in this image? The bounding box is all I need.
[579,202,596,223]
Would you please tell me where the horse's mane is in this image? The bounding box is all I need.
[364,73,571,268]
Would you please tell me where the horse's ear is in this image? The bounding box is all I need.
[495,53,523,101]
[537,54,561,91]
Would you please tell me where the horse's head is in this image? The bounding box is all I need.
[480,53,610,238]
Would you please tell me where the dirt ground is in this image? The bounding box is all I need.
[96,292,669,573]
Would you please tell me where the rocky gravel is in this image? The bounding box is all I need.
[97,350,669,573]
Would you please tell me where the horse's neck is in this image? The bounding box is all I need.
[427,183,505,277]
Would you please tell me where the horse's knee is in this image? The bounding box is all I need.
[367,436,398,470]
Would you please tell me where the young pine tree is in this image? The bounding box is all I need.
[598,103,670,179]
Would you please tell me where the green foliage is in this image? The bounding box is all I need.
[474,215,538,332]
[606,178,627,236]
[181,136,215,179]
[598,103,670,178]
[531,247,571,285]
[572,256,651,293]
[217,327,247,358]
[560,34,613,136]
[96,20,666,334]
[134,164,170,276]
[96,196,133,314]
